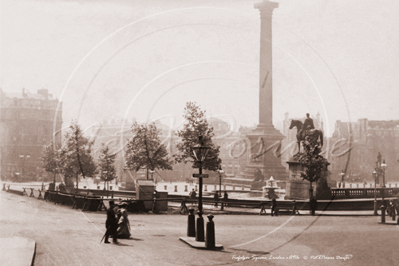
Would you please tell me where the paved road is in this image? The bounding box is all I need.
[1,192,398,266]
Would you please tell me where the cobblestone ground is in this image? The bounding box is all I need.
[1,192,398,266]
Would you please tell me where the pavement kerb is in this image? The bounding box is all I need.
[0,237,36,266]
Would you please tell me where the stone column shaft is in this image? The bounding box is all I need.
[255,0,279,128]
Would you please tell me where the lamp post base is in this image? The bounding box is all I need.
[373,200,378,215]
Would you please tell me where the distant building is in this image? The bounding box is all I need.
[328,119,399,183]
[205,117,248,184]
[0,88,63,181]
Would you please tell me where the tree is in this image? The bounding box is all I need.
[125,122,173,179]
[98,144,117,190]
[174,102,221,171]
[41,141,63,187]
[62,121,97,190]
[298,129,328,213]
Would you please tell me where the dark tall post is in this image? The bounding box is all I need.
[196,211,204,242]
[198,166,203,213]
[191,136,210,242]
[196,165,205,242]
[219,173,222,197]
[373,170,378,215]
[187,209,195,237]
[380,160,387,223]
[206,214,215,249]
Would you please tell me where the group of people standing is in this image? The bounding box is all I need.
[103,200,131,244]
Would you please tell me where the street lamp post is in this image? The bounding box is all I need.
[217,166,224,197]
[339,170,345,188]
[380,160,387,223]
[192,136,211,242]
[373,170,378,215]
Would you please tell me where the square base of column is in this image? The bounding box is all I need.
[179,237,223,250]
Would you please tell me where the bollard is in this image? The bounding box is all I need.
[174,186,177,192]
[2,183,6,191]
[204,185,207,192]
[205,214,215,249]
[164,185,167,190]
[185,185,188,192]
[7,185,10,191]
[196,211,205,242]
[381,205,386,223]
[187,209,196,237]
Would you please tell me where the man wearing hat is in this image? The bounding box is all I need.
[104,200,118,244]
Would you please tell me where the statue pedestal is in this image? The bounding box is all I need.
[246,126,288,189]
[285,156,332,200]
[285,179,311,200]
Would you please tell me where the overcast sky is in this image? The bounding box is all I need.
[1,0,398,136]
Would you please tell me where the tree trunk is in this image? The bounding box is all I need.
[76,173,79,190]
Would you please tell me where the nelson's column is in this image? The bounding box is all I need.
[226,0,287,189]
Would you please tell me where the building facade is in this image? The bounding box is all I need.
[0,88,63,181]
[328,119,399,183]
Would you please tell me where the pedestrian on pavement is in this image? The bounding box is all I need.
[104,200,118,244]
[271,197,278,216]
[116,203,131,239]
[223,191,228,200]
[214,192,219,207]
[310,197,317,215]
[189,189,196,206]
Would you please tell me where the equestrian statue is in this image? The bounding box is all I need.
[289,113,323,154]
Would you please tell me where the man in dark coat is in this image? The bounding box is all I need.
[104,200,118,244]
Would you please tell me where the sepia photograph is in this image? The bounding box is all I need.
[1,0,398,265]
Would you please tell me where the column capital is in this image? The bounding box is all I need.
[254,0,279,18]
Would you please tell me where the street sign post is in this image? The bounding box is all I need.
[192,174,209,178]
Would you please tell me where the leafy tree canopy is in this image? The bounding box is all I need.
[174,102,221,171]
[41,141,63,175]
[98,144,117,183]
[298,129,328,183]
[61,121,97,186]
[125,122,173,172]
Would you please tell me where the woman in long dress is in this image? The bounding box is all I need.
[116,207,131,239]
